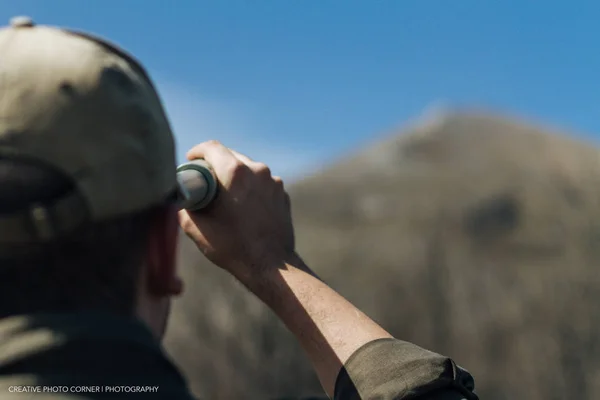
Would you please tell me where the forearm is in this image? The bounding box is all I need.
[238,253,393,397]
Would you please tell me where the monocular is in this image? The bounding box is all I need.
[175,159,218,211]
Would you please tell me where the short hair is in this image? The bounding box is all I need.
[0,157,161,319]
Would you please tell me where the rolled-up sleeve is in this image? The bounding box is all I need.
[334,339,479,400]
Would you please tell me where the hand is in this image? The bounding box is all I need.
[179,146,394,400]
[178,140,295,280]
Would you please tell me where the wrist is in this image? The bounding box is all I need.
[228,251,311,295]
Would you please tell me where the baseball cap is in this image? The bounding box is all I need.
[0,17,177,245]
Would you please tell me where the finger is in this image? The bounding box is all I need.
[186,140,248,184]
[230,149,272,178]
[187,140,235,163]
[229,149,254,164]
[177,209,196,232]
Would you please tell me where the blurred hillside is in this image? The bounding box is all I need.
[164,109,600,400]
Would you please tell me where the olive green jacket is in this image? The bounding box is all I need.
[0,313,478,399]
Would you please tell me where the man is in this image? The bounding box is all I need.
[0,17,478,399]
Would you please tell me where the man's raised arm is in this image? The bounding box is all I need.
[178,140,478,400]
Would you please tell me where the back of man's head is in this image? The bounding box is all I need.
[0,17,178,319]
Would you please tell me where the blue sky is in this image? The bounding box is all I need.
[2,1,600,180]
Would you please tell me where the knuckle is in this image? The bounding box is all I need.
[272,175,284,188]
[225,159,241,172]
[254,162,271,176]
[226,159,249,179]
[205,139,221,147]
[188,140,222,159]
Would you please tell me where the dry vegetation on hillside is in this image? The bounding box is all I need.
[164,110,600,400]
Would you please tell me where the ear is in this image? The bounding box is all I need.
[143,205,183,297]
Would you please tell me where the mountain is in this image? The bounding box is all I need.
[164,109,600,400]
